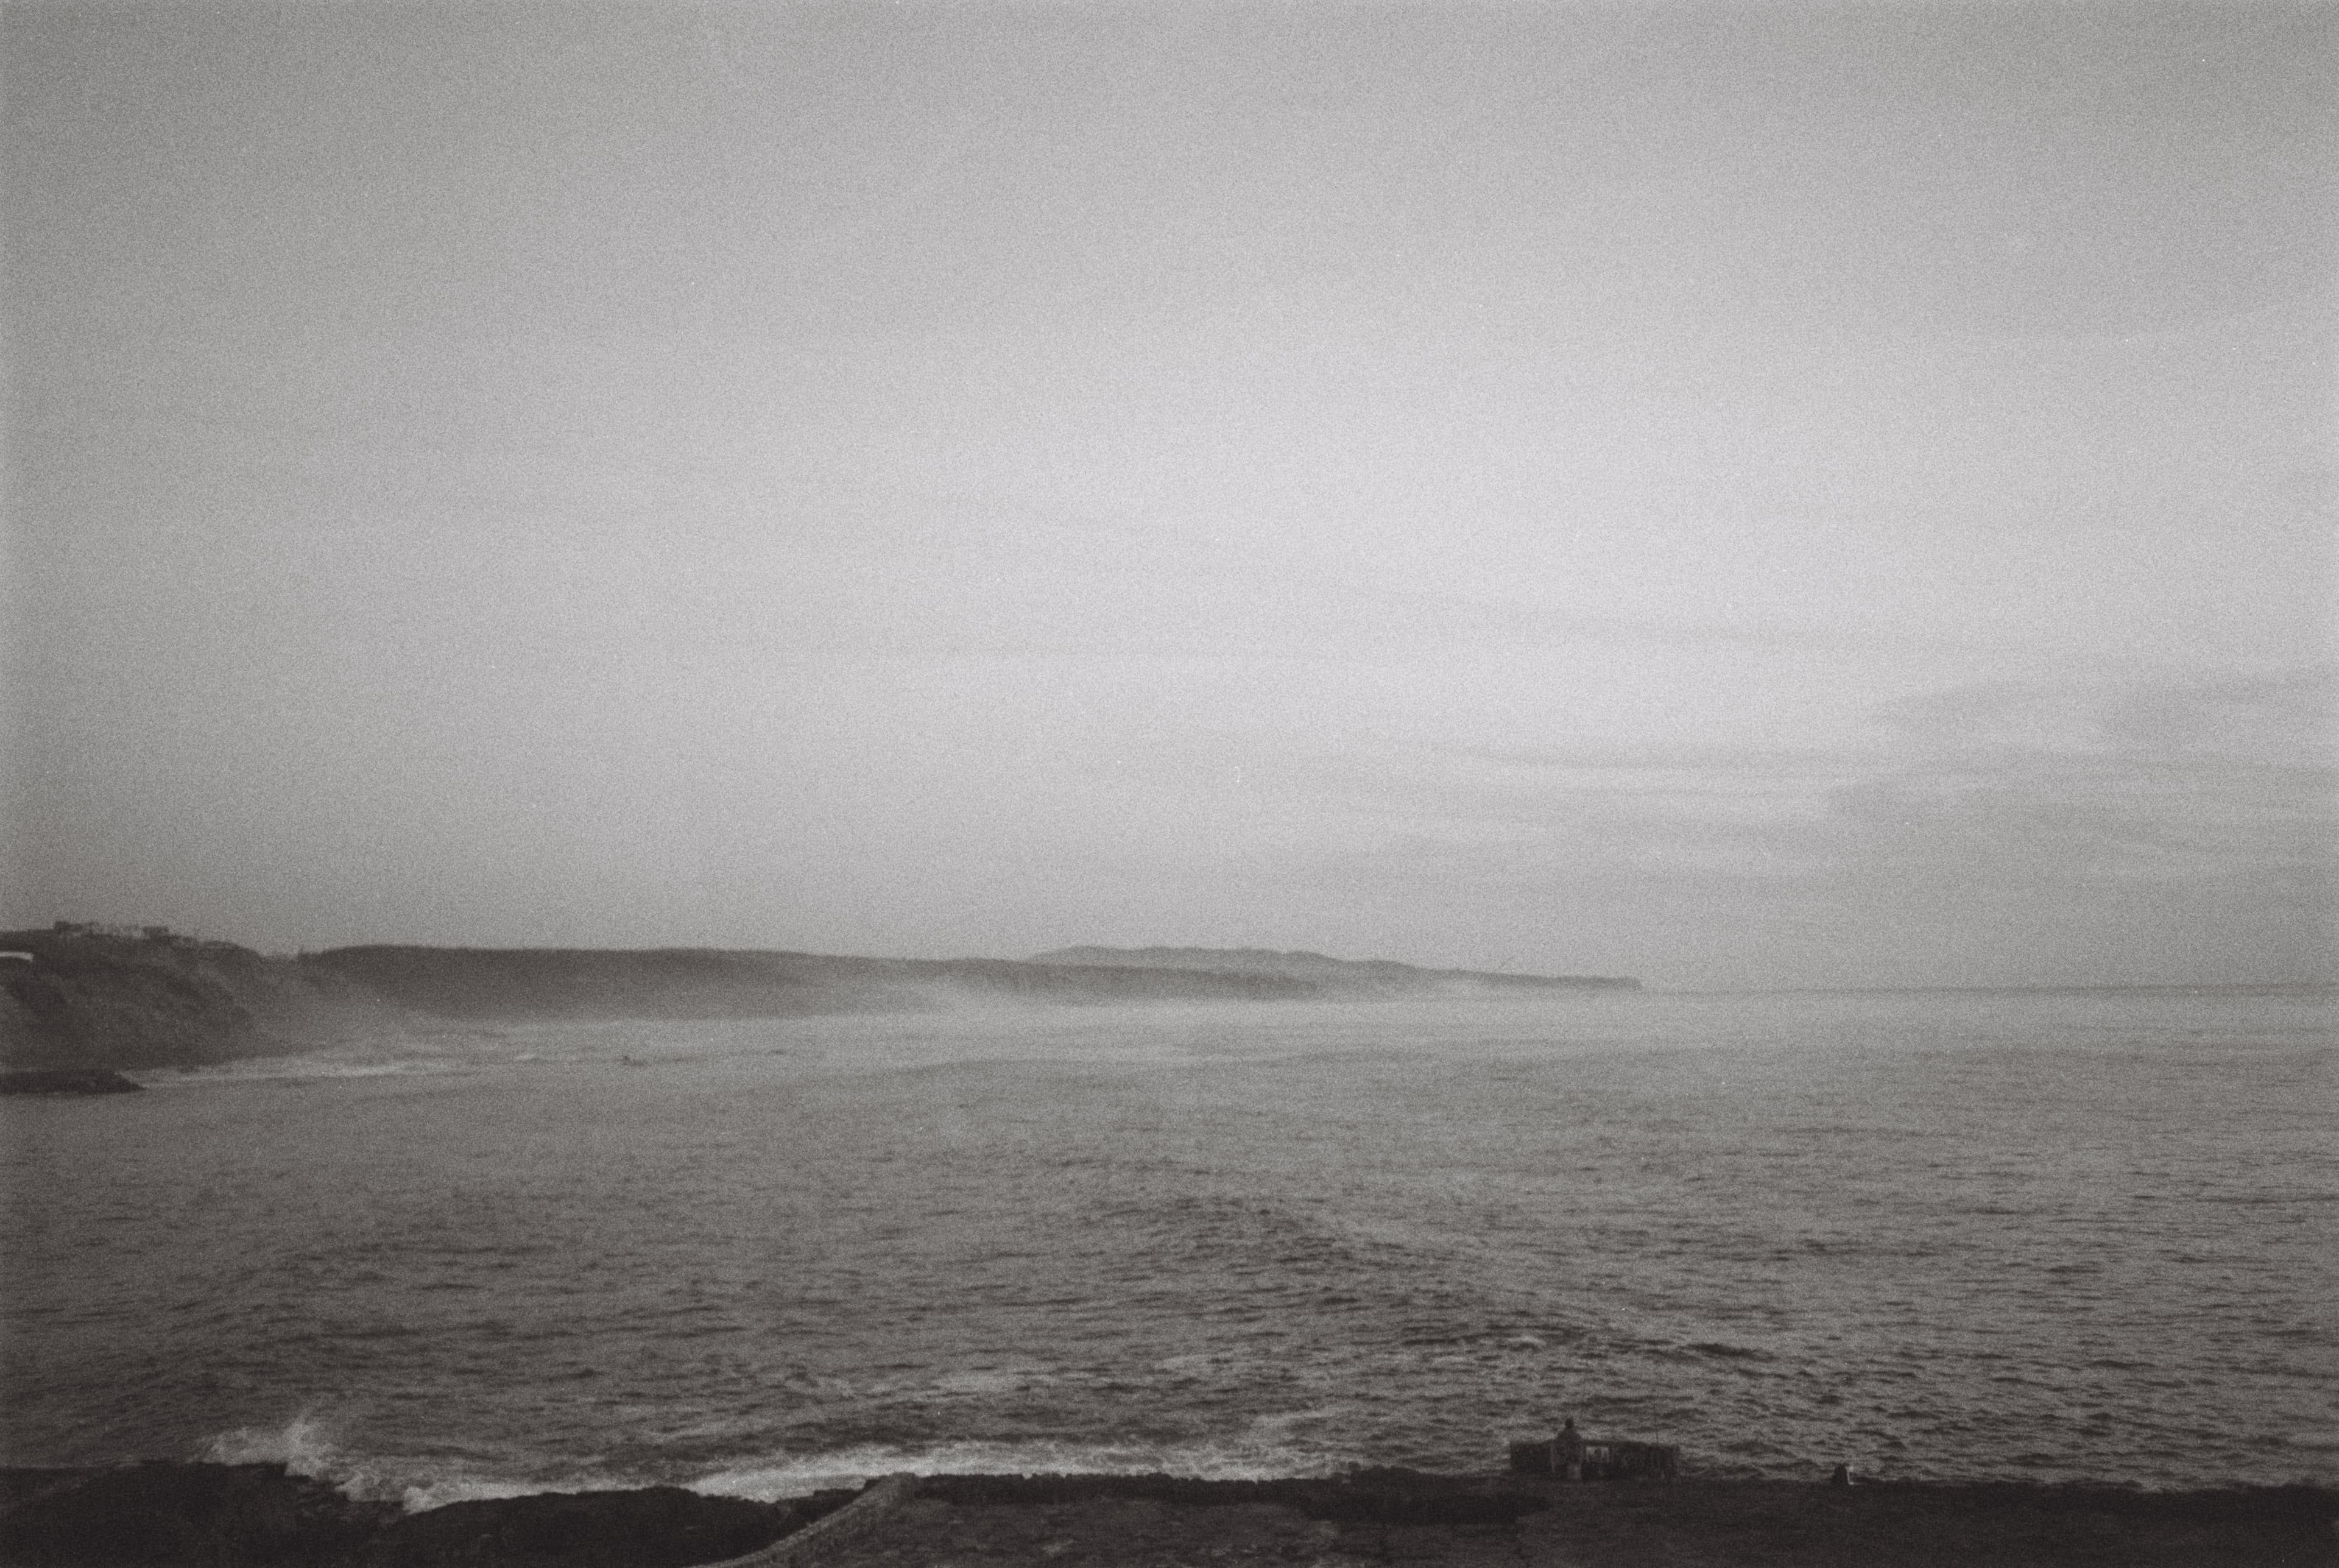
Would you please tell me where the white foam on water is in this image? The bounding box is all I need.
[688,1419,1358,1502]
[927,1368,1054,1396]
[206,1422,1347,1513]
[202,1413,339,1477]
[146,1054,478,1086]
[370,1459,651,1514]
[199,1414,629,1513]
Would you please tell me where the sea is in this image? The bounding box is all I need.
[2,987,2333,1510]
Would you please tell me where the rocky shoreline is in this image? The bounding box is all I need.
[1,1463,2330,1567]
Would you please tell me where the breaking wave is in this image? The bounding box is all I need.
[196,1416,1353,1513]
[202,1414,339,1476]
[690,1423,1354,1503]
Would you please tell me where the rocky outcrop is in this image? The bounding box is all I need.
[912,1469,1554,1526]
[0,1462,393,1566]
[698,1474,917,1567]
[349,1484,821,1568]
[0,1465,850,1568]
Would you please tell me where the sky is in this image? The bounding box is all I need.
[4,1,2334,988]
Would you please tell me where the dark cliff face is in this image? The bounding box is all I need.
[0,928,394,1072]
[1,930,271,1069]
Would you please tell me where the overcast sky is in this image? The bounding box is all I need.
[4,1,2333,987]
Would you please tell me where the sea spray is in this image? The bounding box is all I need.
[202,1413,339,1477]
[199,1415,623,1513]
[200,1414,417,1505]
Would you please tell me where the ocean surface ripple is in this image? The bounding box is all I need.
[3,988,2333,1508]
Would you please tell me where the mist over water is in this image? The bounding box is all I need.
[4,990,2332,1509]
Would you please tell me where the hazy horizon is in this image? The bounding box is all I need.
[6,1,2334,991]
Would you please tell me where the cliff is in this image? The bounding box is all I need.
[0,925,397,1072]
[1029,946,1640,992]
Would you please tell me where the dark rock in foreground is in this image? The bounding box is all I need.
[3,1464,2330,1567]
[350,1484,834,1568]
[916,1468,1551,1525]
[0,1462,392,1564]
[0,1466,841,1568]
[0,1068,142,1096]
[869,1474,2339,1567]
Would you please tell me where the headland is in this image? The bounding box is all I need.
[1031,947,1640,992]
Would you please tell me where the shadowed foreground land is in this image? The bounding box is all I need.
[1,1466,2332,1568]
[886,1475,2339,1567]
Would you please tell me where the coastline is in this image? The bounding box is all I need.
[2,1463,2332,1567]
[1,927,1637,1076]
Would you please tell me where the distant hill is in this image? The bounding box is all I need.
[1029,946,1639,992]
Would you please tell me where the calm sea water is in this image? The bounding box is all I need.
[2,989,2332,1508]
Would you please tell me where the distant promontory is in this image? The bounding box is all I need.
[1032,946,1640,993]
